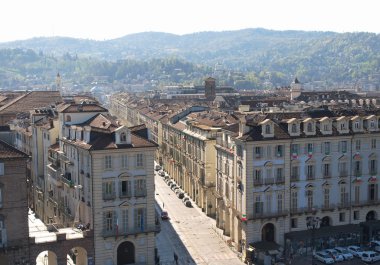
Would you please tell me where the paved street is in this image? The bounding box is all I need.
[155,172,244,265]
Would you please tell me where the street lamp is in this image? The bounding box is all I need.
[306,215,320,265]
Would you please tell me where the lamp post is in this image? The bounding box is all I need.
[306,215,320,265]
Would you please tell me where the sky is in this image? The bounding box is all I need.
[0,0,378,43]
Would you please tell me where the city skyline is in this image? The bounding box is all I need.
[1,0,379,43]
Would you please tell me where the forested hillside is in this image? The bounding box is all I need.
[0,28,379,88]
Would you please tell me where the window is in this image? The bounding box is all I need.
[323,164,331,178]
[291,191,298,210]
[0,163,4,176]
[354,121,360,130]
[66,115,71,122]
[254,147,262,158]
[102,181,115,200]
[370,159,377,175]
[355,186,360,204]
[306,190,313,209]
[104,155,112,170]
[266,194,271,213]
[368,184,378,201]
[277,193,283,213]
[324,189,329,208]
[265,124,271,134]
[120,180,131,197]
[306,143,313,154]
[276,145,283,157]
[276,168,284,183]
[354,161,362,176]
[135,179,146,197]
[134,208,147,231]
[120,132,127,142]
[0,217,5,246]
[291,166,299,181]
[254,196,263,214]
[291,124,297,133]
[354,211,360,220]
[291,218,298,228]
[307,123,313,132]
[122,209,128,234]
[254,169,262,184]
[340,141,347,153]
[370,120,376,129]
[0,184,3,208]
[136,154,144,167]
[339,162,347,177]
[355,140,361,151]
[323,142,331,155]
[236,145,243,157]
[307,165,315,180]
[266,168,272,179]
[340,122,346,130]
[323,123,329,131]
[340,186,348,206]
[121,155,128,169]
[339,212,345,222]
[266,146,271,158]
[372,139,377,149]
[290,144,299,155]
[103,211,115,234]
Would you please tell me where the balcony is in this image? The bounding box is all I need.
[290,206,318,215]
[251,209,289,219]
[61,173,74,188]
[58,151,73,165]
[102,192,116,201]
[323,174,331,179]
[290,175,300,182]
[352,198,380,207]
[321,203,336,211]
[48,155,61,168]
[264,178,275,185]
[135,190,147,197]
[102,224,161,238]
[339,171,348,178]
[337,202,350,209]
[215,138,234,153]
[276,176,285,185]
[253,178,263,186]
[306,175,315,181]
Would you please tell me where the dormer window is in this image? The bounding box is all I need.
[355,121,360,129]
[291,124,297,133]
[120,132,127,142]
[323,124,329,131]
[66,115,71,122]
[307,123,313,132]
[370,120,375,129]
[265,124,271,134]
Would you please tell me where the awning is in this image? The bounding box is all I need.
[285,224,362,241]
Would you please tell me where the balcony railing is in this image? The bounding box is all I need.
[339,171,348,178]
[321,203,336,211]
[102,224,160,237]
[251,209,289,219]
[276,176,285,184]
[290,175,300,182]
[61,173,74,188]
[264,178,275,185]
[352,198,380,207]
[135,190,147,197]
[306,175,315,180]
[290,206,318,215]
[102,192,116,200]
[253,179,263,186]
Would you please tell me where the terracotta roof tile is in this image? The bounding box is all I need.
[0,139,29,159]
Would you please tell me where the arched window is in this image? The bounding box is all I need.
[66,115,71,122]
[120,132,127,142]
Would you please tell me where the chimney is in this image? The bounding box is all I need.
[239,116,250,137]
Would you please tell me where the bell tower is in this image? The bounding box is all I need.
[290,77,302,100]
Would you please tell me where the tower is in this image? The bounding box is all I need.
[205,77,216,100]
[290,77,302,100]
[55,72,62,91]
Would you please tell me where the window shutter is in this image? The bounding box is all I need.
[103,212,107,232]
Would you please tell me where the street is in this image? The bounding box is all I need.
[155,171,244,265]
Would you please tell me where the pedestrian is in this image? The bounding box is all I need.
[174,252,178,265]
[163,202,164,209]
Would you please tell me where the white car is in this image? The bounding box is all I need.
[324,249,344,262]
[347,245,365,258]
[313,251,335,264]
[334,247,354,260]
[370,240,380,252]
[155,165,162,171]
[361,251,380,263]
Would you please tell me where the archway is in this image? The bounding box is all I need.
[366,210,377,221]
[321,216,331,227]
[36,250,57,265]
[262,223,275,242]
[67,247,87,265]
[117,241,135,265]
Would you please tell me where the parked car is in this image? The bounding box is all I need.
[176,192,185,199]
[184,200,192,207]
[155,165,162,171]
[182,197,190,203]
[370,240,380,252]
[324,249,344,262]
[167,180,173,186]
[347,245,365,258]
[158,170,165,177]
[361,251,380,263]
[313,251,335,264]
[161,210,169,220]
[169,182,177,189]
[334,247,354,260]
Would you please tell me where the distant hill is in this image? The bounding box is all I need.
[0,28,379,86]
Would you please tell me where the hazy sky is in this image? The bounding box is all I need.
[1,0,378,42]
